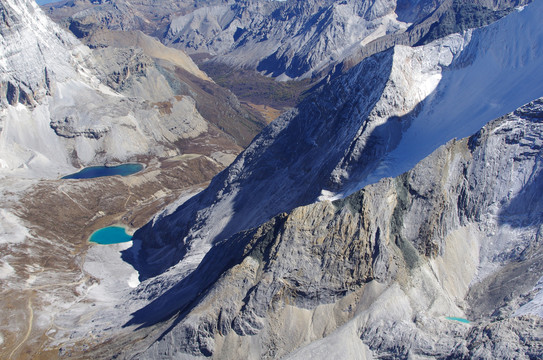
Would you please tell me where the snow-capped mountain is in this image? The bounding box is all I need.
[134,0,543,276]
[0,0,181,177]
[78,2,543,357]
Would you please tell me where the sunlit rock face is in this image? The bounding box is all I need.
[120,98,543,360]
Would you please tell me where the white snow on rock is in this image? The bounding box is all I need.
[352,0,543,193]
[0,259,15,279]
[0,209,29,244]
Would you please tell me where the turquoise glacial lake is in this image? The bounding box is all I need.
[89,226,133,245]
[62,163,143,179]
[446,317,470,324]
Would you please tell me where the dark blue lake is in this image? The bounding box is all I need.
[89,226,133,245]
[62,163,143,179]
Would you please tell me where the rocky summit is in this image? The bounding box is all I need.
[1,0,542,359]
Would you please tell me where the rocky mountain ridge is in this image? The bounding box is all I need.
[85,2,543,358]
[131,0,543,279]
[88,92,543,360]
[45,0,532,80]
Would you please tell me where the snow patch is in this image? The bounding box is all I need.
[317,189,341,202]
[83,241,140,304]
[127,272,140,288]
[0,209,30,244]
[0,259,15,279]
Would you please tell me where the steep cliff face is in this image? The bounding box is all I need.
[113,99,543,360]
[133,0,543,280]
[58,3,543,358]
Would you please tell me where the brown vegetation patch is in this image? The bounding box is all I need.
[199,62,313,111]
[241,101,283,124]
[152,100,173,115]
[173,66,266,148]
[0,154,226,359]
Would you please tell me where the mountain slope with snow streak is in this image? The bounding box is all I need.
[351,3,543,194]
[133,1,543,278]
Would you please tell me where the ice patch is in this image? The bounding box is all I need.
[127,272,140,288]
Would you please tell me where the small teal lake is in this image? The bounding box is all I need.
[446,317,470,324]
[62,163,143,179]
[89,226,133,245]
